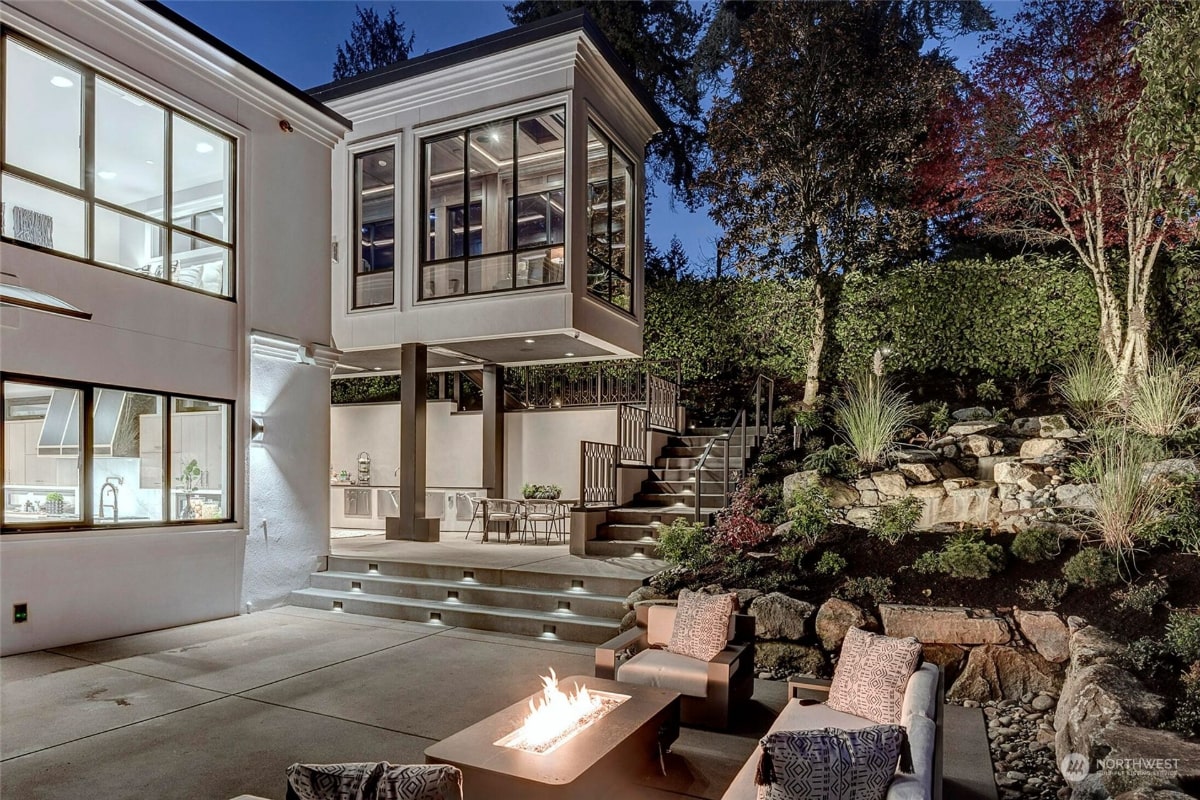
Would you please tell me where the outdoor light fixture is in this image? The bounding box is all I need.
[250,415,265,443]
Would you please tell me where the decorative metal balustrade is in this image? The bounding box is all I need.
[509,359,680,432]
[646,374,678,431]
[579,441,619,507]
[617,404,649,465]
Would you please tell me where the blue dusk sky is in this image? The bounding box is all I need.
[162,0,1017,273]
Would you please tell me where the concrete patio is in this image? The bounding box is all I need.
[0,606,995,800]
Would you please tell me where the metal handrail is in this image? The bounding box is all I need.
[692,375,776,522]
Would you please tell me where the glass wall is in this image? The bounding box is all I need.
[353,147,395,308]
[586,125,634,313]
[420,107,566,299]
[0,34,234,297]
[2,378,232,531]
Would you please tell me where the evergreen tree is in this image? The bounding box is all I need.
[332,5,415,81]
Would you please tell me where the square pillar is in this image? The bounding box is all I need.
[482,365,505,496]
[386,342,439,541]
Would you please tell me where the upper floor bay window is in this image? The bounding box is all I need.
[420,107,566,299]
[586,125,634,313]
[353,147,395,308]
[0,35,235,297]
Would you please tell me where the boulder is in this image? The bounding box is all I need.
[815,598,873,651]
[1039,414,1079,439]
[1097,725,1200,797]
[939,460,967,479]
[942,477,977,491]
[1114,791,1197,800]
[1069,625,1126,671]
[1018,472,1052,492]
[994,461,1039,485]
[618,609,638,632]
[949,421,1004,437]
[893,449,941,464]
[952,406,993,421]
[731,588,763,612]
[624,585,668,610]
[1021,438,1067,459]
[960,434,1006,456]
[1056,482,1100,511]
[859,489,880,507]
[871,470,909,498]
[783,470,860,509]
[1055,662,1168,766]
[1012,417,1042,436]
[879,605,1012,644]
[946,644,1063,702]
[1015,609,1070,663]
[755,642,825,677]
[921,643,968,684]
[934,485,998,527]
[854,478,877,494]
[1141,458,1200,482]
[749,593,815,641]
[772,521,793,539]
[899,462,942,484]
[845,507,874,526]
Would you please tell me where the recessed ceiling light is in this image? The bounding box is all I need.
[458,360,468,364]
[372,367,383,371]
[145,160,155,165]
[564,352,575,357]
[377,159,388,167]
[195,142,215,154]
[50,76,73,88]
[97,170,117,180]
[524,338,535,344]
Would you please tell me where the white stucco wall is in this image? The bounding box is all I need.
[504,407,618,499]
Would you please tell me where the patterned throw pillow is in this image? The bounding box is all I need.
[285,762,463,800]
[754,726,911,800]
[827,627,922,725]
[667,589,736,661]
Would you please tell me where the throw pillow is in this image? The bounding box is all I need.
[285,762,463,800]
[827,627,922,725]
[754,725,912,800]
[667,589,735,661]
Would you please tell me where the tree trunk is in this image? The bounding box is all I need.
[802,277,829,408]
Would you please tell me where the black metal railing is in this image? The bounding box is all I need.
[646,374,678,431]
[693,374,776,522]
[617,404,649,465]
[579,441,619,507]
[509,359,680,427]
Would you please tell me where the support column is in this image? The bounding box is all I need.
[386,343,440,541]
[482,364,505,497]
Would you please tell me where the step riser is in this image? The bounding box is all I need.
[594,525,660,542]
[635,493,726,507]
[289,590,617,644]
[641,480,728,494]
[324,557,643,597]
[584,540,662,559]
[656,457,746,469]
[657,469,728,482]
[307,575,625,619]
[605,508,718,525]
[662,446,750,458]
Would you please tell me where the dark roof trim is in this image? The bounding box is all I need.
[308,8,669,132]
[141,1,352,130]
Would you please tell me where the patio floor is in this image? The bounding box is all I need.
[0,606,996,800]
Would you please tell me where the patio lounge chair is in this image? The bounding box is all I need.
[284,762,463,800]
[594,601,755,730]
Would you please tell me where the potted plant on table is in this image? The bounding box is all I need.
[44,492,65,514]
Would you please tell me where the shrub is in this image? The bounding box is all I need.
[1056,350,1120,425]
[1171,663,1200,737]
[834,371,914,469]
[1018,579,1068,609]
[868,497,923,545]
[835,576,895,606]
[1067,457,1100,483]
[977,379,1002,403]
[1148,475,1200,555]
[1010,527,1061,563]
[814,551,848,576]
[786,485,834,546]
[791,408,824,435]
[1062,547,1121,588]
[1126,352,1200,438]
[914,530,1007,579]
[657,519,714,571]
[1112,577,1169,614]
[1089,426,1171,553]
[713,483,773,549]
[1118,636,1174,681]
[1165,609,1200,663]
[801,444,857,479]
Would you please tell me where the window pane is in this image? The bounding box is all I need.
[517,110,565,248]
[516,246,564,287]
[449,200,482,259]
[612,149,632,279]
[467,120,512,256]
[172,116,231,243]
[3,382,82,525]
[171,231,231,295]
[1,173,86,256]
[468,254,513,293]
[422,261,465,298]
[95,78,166,217]
[93,391,164,525]
[170,398,229,520]
[354,147,394,308]
[94,206,165,276]
[4,40,82,188]
[586,126,610,270]
[610,274,632,313]
[425,134,464,261]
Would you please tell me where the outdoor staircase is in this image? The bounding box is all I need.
[290,555,642,644]
[584,428,758,559]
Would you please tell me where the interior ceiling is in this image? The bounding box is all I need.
[335,334,613,374]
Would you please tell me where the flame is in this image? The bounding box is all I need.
[507,668,603,752]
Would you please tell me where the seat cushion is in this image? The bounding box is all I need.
[285,762,463,800]
[668,589,735,661]
[828,627,922,725]
[900,663,939,726]
[883,713,936,800]
[617,648,710,697]
[755,725,909,800]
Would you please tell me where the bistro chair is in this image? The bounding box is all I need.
[485,499,521,543]
[457,493,485,541]
[521,500,560,544]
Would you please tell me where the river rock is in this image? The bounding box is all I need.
[1055,482,1099,511]
[871,470,909,498]
[749,593,815,641]
[755,642,825,676]
[947,644,1063,702]
[899,462,942,484]
[815,598,873,651]
[1021,438,1066,459]
[1015,610,1070,663]
[1054,662,1168,766]
[879,605,1012,644]
[962,434,1006,456]
[782,470,860,509]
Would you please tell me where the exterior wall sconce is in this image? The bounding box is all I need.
[250,415,265,443]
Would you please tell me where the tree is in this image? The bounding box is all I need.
[332,5,415,81]
[506,1,705,201]
[702,1,978,406]
[920,0,1195,385]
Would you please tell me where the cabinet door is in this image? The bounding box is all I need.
[139,415,163,489]
[56,457,79,487]
[205,414,224,489]
[4,423,26,485]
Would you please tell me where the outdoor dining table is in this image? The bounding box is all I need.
[476,497,575,543]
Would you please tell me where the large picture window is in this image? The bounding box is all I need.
[420,107,566,299]
[2,377,232,532]
[0,34,235,297]
[586,124,634,313]
[353,147,395,308]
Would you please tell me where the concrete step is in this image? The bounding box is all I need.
[595,523,660,542]
[324,556,645,598]
[605,506,719,525]
[640,479,728,495]
[635,492,727,507]
[656,467,728,482]
[655,456,747,470]
[308,571,626,619]
[584,539,662,559]
[662,444,749,458]
[289,588,620,644]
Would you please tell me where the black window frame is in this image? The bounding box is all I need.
[585,124,636,315]
[351,145,396,309]
[1,372,236,534]
[0,30,237,301]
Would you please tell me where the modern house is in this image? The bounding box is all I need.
[0,0,350,655]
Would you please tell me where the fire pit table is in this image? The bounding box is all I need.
[425,674,680,800]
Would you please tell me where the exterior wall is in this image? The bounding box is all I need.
[0,1,345,654]
[503,407,618,499]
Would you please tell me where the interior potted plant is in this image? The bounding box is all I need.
[179,459,202,518]
[44,491,65,515]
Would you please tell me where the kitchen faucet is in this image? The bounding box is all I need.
[99,476,123,522]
